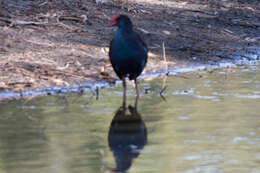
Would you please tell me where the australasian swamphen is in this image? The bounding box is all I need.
[108,14,148,105]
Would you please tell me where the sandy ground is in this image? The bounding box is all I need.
[0,0,259,94]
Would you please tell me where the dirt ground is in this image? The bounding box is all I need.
[0,0,259,93]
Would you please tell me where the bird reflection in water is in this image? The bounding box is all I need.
[108,97,147,173]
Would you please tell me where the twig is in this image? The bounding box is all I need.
[159,42,168,101]
[182,9,216,16]
[217,17,260,28]
[60,0,86,14]
[59,15,88,23]
[162,41,168,74]
[0,16,49,27]
[160,78,167,102]
[0,16,72,29]
[0,17,12,24]
[160,84,167,95]
[225,66,233,80]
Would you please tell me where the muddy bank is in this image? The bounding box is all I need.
[0,0,259,100]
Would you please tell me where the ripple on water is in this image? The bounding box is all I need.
[173,89,220,101]
[184,139,201,145]
[178,115,190,120]
[172,88,195,95]
[232,137,249,143]
[16,105,36,109]
[185,166,222,173]
[233,94,260,99]
[182,155,201,161]
[193,95,220,101]
[212,92,229,97]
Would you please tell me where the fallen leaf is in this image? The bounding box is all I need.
[50,78,69,86]
[163,30,171,35]
[13,87,22,92]
[138,27,150,34]
[148,52,160,58]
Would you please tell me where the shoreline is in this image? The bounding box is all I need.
[1,59,259,103]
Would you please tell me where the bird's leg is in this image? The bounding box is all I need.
[135,92,139,110]
[122,77,126,108]
[134,79,139,98]
[134,79,140,109]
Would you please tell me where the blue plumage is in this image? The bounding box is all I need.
[109,14,148,103]
[109,15,148,80]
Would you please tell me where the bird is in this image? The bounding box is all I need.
[108,14,148,105]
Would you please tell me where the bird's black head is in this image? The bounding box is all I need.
[109,14,133,29]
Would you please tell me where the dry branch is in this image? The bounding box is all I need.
[162,42,168,74]
[159,42,168,101]
[0,16,73,29]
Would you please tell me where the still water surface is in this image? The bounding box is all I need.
[0,64,259,173]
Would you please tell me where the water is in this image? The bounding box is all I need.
[0,64,259,173]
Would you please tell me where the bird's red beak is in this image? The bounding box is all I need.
[108,19,117,27]
[108,14,120,27]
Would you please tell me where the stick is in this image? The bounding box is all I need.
[0,17,72,29]
[160,42,168,101]
[162,41,168,73]
[159,81,167,102]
